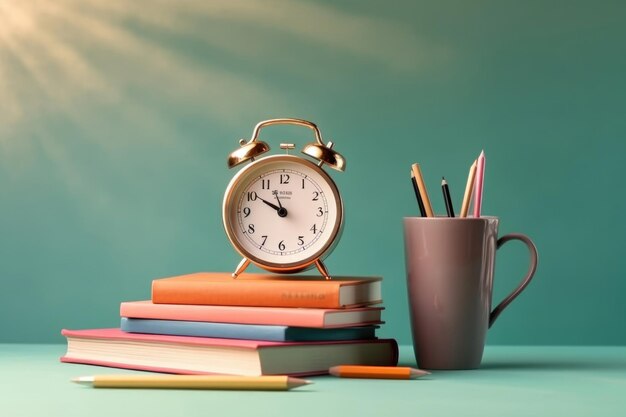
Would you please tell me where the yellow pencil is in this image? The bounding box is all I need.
[72,375,312,390]
[460,159,477,218]
[410,163,434,217]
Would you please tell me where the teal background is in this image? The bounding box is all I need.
[1,0,624,344]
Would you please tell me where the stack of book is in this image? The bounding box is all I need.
[61,272,398,376]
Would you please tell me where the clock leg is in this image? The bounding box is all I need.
[315,259,332,280]
[232,257,251,279]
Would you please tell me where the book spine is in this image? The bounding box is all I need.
[121,318,377,342]
[120,302,325,327]
[151,280,343,308]
[121,318,288,341]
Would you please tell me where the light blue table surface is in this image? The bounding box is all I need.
[1,344,625,417]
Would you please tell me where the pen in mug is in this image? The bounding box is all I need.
[441,177,455,217]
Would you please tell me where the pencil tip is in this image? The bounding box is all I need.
[441,177,447,185]
[409,369,431,378]
[288,377,314,388]
[71,376,94,385]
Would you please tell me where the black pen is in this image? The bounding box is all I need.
[441,177,455,217]
[411,171,427,217]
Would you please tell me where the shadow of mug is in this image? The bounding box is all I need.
[403,216,538,370]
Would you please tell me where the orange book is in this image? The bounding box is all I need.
[151,272,382,309]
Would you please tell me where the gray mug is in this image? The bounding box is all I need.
[403,216,538,370]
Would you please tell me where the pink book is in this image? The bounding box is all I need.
[120,300,384,329]
[61,328,398,376]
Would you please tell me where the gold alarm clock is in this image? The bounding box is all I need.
[223,118,346,280]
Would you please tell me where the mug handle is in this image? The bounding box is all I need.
[489,233,538,328]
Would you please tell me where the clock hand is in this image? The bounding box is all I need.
[272,191,288,218]
[272,190,284,209]
[258,197,280,211]
[257,195,288,218]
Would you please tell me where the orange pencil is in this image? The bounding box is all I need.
[460,159,477,218]
[410,163,434,217]
[329,365,430,380]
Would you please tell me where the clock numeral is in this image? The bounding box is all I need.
[247,191,258,201]
[243,207,251,218]
[261,235,268,247]
[310,224,317,234]
[312,191,320,201]
[261,179,270,189]
[280,174,290,184]
[297,236,304,246]
[248,224,255,234]
[316,207,323,217]
[278,240,286,251]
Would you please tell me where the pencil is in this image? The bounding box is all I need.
[410,171,427,217]
[329,365,430,380]
[410,163,434,217]
[72,375,312,390]
[460,159,477,218]
[441,177,455,217]
[473,150,486,218]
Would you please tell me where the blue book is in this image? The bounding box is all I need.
[121,317,377,342]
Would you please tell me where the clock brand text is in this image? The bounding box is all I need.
[281,292,326,300]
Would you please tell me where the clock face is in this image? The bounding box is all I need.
[223,155,342,270]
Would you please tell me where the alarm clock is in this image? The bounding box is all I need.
[223,118,346,280]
